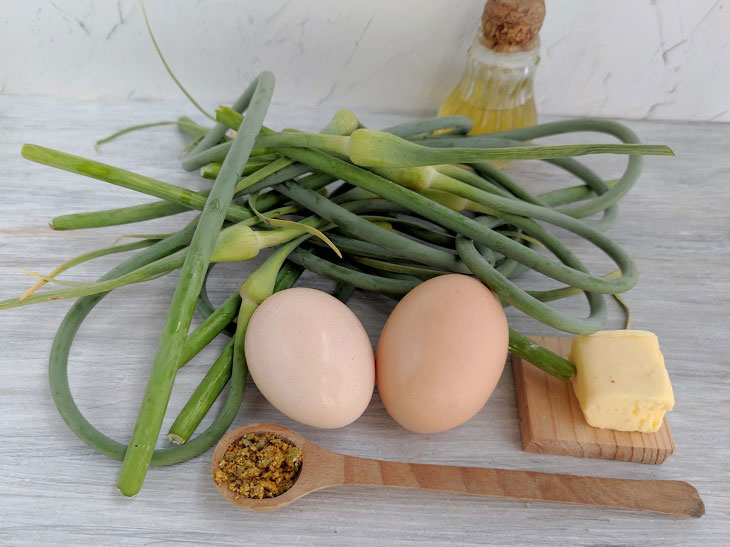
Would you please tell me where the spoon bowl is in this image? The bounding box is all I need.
[212,423,704,517]
[211,423,344,511]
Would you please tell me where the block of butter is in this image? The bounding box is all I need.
[570,330,674,433]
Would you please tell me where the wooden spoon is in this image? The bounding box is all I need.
[211,423,704,517]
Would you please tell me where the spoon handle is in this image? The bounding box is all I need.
[340,456,703,517]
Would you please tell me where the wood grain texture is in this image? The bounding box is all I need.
[1,96,729,545]
[513,336,675,464]
[212,424,702,517]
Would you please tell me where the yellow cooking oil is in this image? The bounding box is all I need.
[438,33,539,136]
[438,79,537,134]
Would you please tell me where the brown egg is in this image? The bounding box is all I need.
[376,274,508,433]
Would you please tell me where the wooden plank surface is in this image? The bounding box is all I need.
[513,336,675,464]
[1,96,729,545]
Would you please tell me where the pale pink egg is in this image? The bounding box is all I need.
[245,288,374,429]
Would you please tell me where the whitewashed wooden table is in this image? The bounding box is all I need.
[1,97,728,546]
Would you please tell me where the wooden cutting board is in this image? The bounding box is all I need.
[512,336,675,464]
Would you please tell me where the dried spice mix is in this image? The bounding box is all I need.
[214,432,302,499]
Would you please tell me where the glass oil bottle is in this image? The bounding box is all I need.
[438,0,544,136]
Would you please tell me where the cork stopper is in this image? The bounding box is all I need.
[480,0,545,52]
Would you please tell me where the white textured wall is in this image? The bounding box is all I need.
[1,0,728,122]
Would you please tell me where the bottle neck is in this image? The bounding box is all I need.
[455,29,539,111]
[469,30,540,68]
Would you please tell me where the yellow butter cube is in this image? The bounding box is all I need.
[570,330,674,433]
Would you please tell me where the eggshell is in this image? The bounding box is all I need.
[245,287,374,429]
[376,274,508,434]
